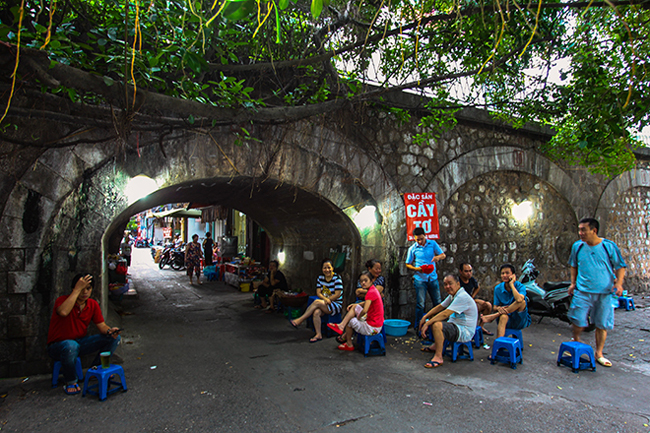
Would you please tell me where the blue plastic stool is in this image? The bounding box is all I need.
[504,328,524,351]
[356,327,386,357]
[490,337,523,369]
[204,270,219,281]
[618,296,635,311]
[557,341,596,373]
[82,364,127,401]
[306,296,342,337]
[473,326,484,348]
[443,340,474,362]
[52,357,84,388]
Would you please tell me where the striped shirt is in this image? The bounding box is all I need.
[317,274,344,314]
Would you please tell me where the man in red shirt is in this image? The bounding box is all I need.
[47,273,121,395]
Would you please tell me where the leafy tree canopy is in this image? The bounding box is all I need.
[1,0,648,176]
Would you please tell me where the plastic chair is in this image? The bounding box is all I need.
[52,357,83,388]
[557,341,596,373]
[82,364,127,401]
[473,326,484,348]
[490,337,522,369]
[443,340,474,362]
[618,296,635,311]
[504,328,524,351]
[356,327,386,357]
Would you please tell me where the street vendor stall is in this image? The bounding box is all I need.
[224,260,264,292]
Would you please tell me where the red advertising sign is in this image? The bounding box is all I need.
[404,193,440,241]
[162,227,172,239]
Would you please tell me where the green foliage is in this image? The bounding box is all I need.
[126,217,139,232]
[1,0,648,176]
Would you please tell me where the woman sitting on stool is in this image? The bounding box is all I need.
[327,271,385,351]
[290,259,343,343]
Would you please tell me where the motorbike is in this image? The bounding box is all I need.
[169,248,185,271]
[520,259,595,332]
[135,237,150,248]
[158,245,185,270]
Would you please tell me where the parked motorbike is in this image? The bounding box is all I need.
[169,248,185,271]
[158,245,173,269]
[520,259,595,332]
[135,237,150,248]
[158,245,185,270]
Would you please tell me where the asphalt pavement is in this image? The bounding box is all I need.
[1,248,649,433]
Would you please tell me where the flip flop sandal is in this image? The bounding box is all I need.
[309,336,323,343]
[327,323,344,335]
[597,357,612,367]
[64,384,81,395]
[335,335,346,344]
[337,343,355,351]
[420,346,435,353]
[424,361,443,368]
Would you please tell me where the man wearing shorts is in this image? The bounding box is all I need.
[568,217,626,367]
[419,274,478,368]
[481,264,530,338]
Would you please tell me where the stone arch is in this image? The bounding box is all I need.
[595,168,650,293]
[421,146,582,290]
[426,146,583,216]
[594,168,650,234]
[0,120,404,376]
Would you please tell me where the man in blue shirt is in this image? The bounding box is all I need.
[568,218,626,368]
[480,263,530,338]
[406,227,446,330]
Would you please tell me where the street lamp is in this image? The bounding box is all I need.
[512,200,534,222]
[125,175,158,204]
[353,205,377,231]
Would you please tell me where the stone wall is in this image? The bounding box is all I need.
[2,97,650,377]
[435,170,577,301]
[609,186,650,294]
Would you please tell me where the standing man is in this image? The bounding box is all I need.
[458,262,493,335]
[406,226,446,330]
[568,217,626,368]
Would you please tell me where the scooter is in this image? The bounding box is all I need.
[158,245,174,269]
[169,248,185,271]
[520,259,595,331]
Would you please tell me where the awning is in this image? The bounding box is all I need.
[152,208,203,218]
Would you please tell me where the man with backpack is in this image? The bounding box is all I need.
[568,217,626,368]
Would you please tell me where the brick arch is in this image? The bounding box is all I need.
[427,146,582,215]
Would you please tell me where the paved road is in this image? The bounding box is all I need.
[1,248,649,432]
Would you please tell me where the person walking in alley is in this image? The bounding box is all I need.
[185,234,204,285]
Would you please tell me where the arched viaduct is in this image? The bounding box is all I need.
[2,99,648,377]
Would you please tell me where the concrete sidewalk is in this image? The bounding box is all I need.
[1,248,649,432]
